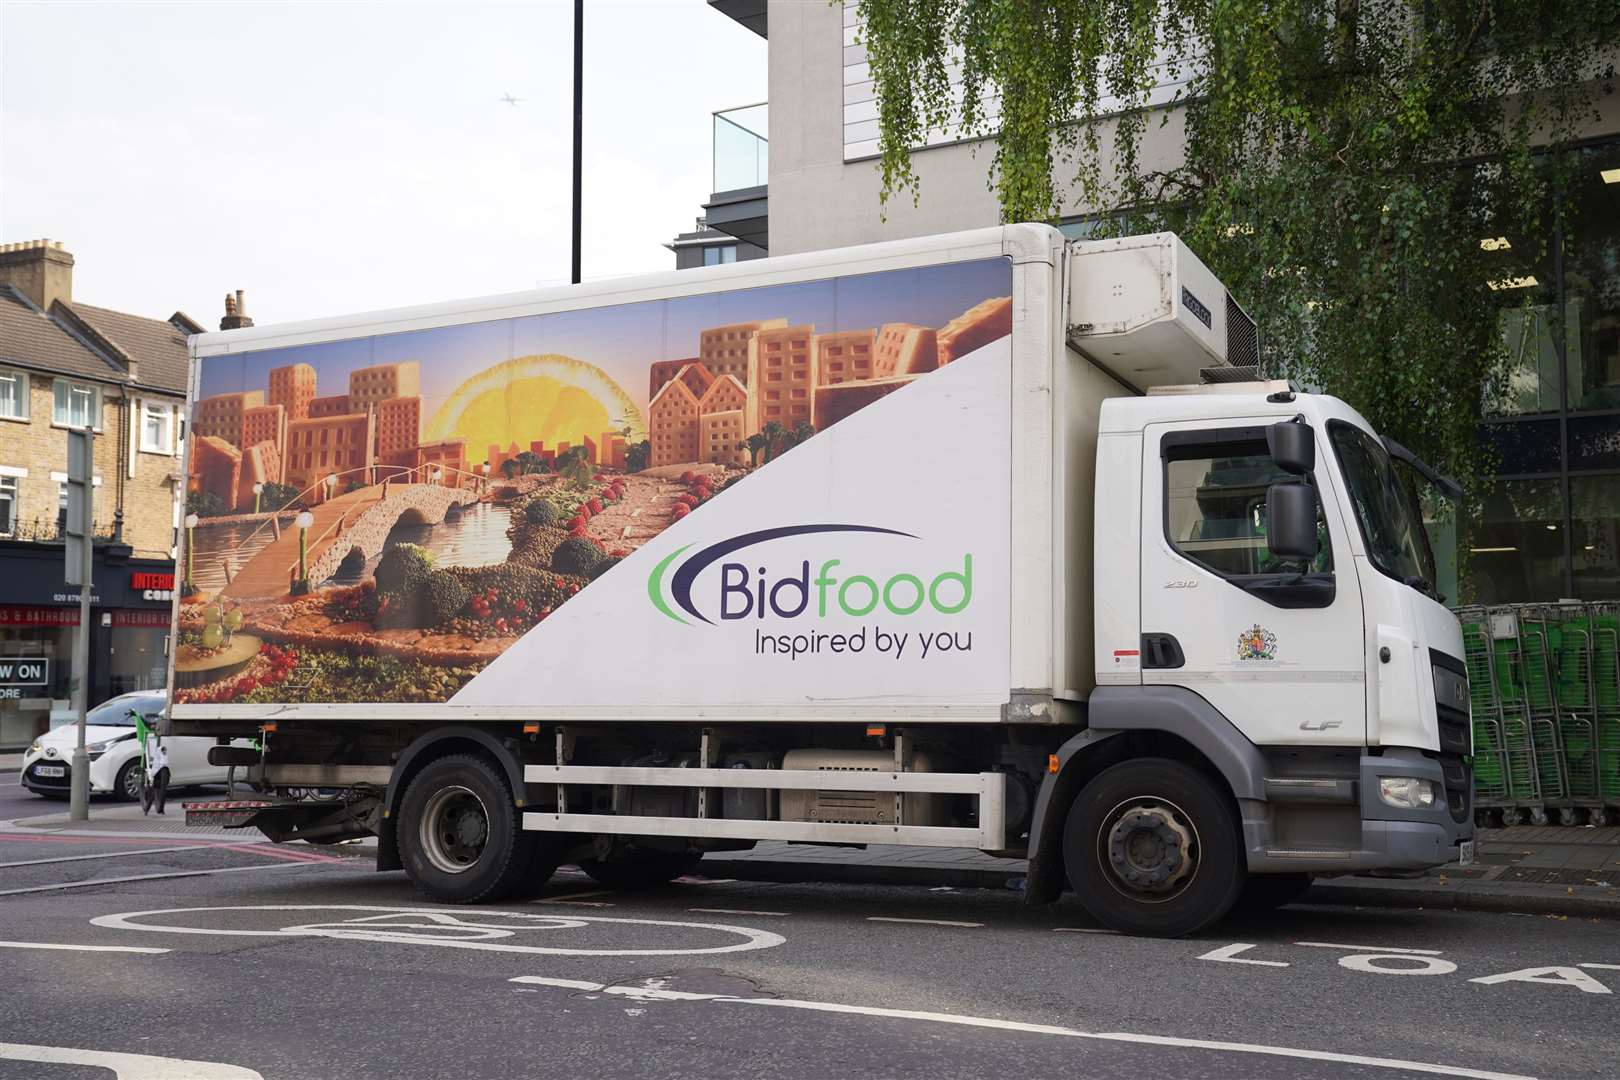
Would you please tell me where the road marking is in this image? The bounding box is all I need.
[0,833,342,867]
[0,1042,263,1079]
[1338,954,1458,976]
[0,844,214,868]
[1196,943,1289,967]
[1053,927,1118,934]
[1295,941,1443,956]
[1472,966,1612,994]
[92,904,787,957]
[0,940,170,954]
[1578,963,1620,970]
[507,975,1533,1080]
[689,908,789,917]
[0,861,324,896]
[866,917,983,928]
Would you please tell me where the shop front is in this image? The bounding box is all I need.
[0,542,175,750]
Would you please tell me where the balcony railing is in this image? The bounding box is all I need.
[714,102,768,193]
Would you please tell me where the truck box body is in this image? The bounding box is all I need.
[172,226,1159,724]
[171,225,1471,936]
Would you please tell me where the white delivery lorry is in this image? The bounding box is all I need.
[172,225,1472,936]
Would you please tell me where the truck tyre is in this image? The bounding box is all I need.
[579,850,700,891]
[1234,872,1313,912]
[398,754,533,903]
[1062,758,1245,938]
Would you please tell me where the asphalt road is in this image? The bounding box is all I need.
[0,830,1614,1080]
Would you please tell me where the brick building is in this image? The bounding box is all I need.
[699,410,747,465]
[700,319,786,384]
[747,324,816,432]
[648,370,703,468]
[873,323,940,376]
[376,395,422,470]
[268,362,316,422]
[284,412,375,491]
[937,296,1013,364]
[814,329,877,385]
[0,238,194,747]
[193,390,263,447]
[241,404,286,479]
[416,439,468,486]
[348,362,421,415]
[308,394,351,419]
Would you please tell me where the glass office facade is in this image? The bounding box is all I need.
[1460,139,1620,604]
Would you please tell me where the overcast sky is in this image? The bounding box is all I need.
[0,1,766,328]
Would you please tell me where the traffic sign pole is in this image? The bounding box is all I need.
[66,425,94,822]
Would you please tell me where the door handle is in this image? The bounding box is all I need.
[1141,633,1185,669]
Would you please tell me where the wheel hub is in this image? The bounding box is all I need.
[419,785,489,874]
[1105,804,1195,894]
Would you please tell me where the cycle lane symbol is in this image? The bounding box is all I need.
[90,904,787,957]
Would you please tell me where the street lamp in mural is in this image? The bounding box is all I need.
[480,461,490,493]
[252,482,264,515]
[182,512,199,598]
[324,474,338,504]
[292,509,315,596]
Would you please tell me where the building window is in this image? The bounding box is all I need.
[0,368,27,421]
[0,475,16,536]
[140,401,173,454]
[52,379,99,429]
[703,245,738,266]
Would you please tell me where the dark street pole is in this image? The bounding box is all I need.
[571,0,583,285]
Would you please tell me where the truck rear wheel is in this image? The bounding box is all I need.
[579,850,700,891]
[1062,757,1244,938]
[398,754,533,903]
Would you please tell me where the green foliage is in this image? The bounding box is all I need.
[626,439,651,472]
[374,543,434,593]
[556,445,595,489]
[855,0,1619,494]
[186,491,226,518]
[422,571,471,625]
[259,483,300,512]
[524,499,560,526]
[589,554,622,580]
[552,535,604,576]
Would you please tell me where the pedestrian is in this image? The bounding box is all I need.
[143,733,171,816]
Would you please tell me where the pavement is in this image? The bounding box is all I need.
[0,830,1615,1080]
[0,752,22,774]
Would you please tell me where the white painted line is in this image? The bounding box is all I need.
[0,1042,263,1079]
[531,898,615,907]
[1294,941,1444,956]
[0,845,205,869]
[1579,963,1620,970]
[510,975,605,992]
[866,916,983,928]
[681,877,737,884]
[0,861,322,896]
[689,908,789,917]
[1196,943,1289,967]
[0,940,170,955]
[1053,927,1118,934]
[507,976,1534,1080]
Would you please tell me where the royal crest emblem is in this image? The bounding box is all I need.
[1237,624,1277,661]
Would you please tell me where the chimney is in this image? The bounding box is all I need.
[0,239,73,310]
[220,288,254,331]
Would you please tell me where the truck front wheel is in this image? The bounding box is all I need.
[1062,758,1244,937]
[398,754,533,903]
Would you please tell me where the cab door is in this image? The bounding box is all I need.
[1139,419,1365,746]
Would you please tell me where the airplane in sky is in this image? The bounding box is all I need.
[499,93,523,107]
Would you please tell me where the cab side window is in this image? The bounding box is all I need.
[1163,431,1332,579]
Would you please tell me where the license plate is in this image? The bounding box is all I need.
[1458,841,1476,867]
[34,765,65,778]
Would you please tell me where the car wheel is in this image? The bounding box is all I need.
[397,754,533,903]
[115,760,144,803]
[1062,757,1245,938]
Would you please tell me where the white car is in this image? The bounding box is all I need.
[18,690,250,801]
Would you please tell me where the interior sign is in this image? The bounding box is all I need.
[0,657,49,686]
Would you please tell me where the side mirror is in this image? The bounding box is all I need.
[1266,482,1319,561]
[1267,420,1315,475]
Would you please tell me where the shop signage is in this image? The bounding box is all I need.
[0,658,48,686]
[132,571,175,602]
[0,606,79,626]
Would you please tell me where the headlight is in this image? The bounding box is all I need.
[28,740,41,756]
[1378,776,1436,810]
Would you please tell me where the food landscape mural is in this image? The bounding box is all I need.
[175,258,1014,704]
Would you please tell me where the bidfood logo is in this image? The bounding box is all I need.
[646,524,975,662]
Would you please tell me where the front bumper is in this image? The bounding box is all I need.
[19,754,114,795]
